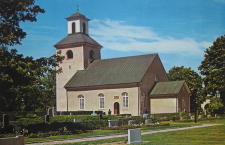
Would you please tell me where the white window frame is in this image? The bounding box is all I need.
[122,92,128,109]
[98,93,105,109]
[78,95,84,110]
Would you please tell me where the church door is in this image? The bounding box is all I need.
[114,102,120,114]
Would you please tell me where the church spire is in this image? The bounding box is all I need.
[66,7,90,35]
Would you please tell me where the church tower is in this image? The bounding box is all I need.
[54,10,102,111]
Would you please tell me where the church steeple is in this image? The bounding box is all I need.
[66,9,90,35]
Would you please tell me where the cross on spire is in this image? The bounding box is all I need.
[76,5,79,13]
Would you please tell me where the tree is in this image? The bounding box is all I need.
[198,35,225,112]
[167,66,203,112]
[0,47,64,111]
[0,0,45,46]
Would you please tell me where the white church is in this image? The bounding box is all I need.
[54,11,191,116]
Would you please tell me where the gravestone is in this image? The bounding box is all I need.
[145,119,152,124]
[47,108,52,116]
[47,107,56,117]
[108,109,111,115]
[45,115,49,123]
[127,128,142,144]
[108,120,118,127]
[99,114,103,120]
[128,120,136,125]
[73,118,82,122]
[3,114,9,128]
[142,114,148,118]
[91,111,97,115]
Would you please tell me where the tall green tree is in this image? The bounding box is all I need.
[0,47,63,111]
[198,35,225,111]
[0,0,45,46]
[167,66,203,112]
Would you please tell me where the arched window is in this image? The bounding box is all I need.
[72,22,76,34]
[83,23,86,34]
[78,95,84,109]
[122,92,128,108]
[66,50,73,59]
[98,93,105,109]
[89,50,94,59]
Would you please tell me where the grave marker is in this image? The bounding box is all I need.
[127,128,142,144]
[128,120,136,125]
[108,120,118,127]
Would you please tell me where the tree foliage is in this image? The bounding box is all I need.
[0,0,45,46]
[0,0,65,112]
[198,35,225,111]
[0,47,64,111]
[167,66,203,112]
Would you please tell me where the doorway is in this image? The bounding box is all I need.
[114,102,120,114]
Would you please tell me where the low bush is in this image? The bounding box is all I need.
[143,123,170,127]
[100,125,140,130]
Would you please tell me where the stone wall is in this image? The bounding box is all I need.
[0,136,24,145]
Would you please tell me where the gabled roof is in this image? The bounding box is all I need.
[150,80,186,95]
[54,33,102,47]
[65,54,158,88]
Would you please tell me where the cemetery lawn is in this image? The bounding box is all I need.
[24,117,225,144]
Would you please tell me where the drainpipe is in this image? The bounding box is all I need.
[66,90,68,112]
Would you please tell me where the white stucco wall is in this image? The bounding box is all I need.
[56,46,84,111]
[67,20,88,34]
[67,87,140,116]
[150,98,177,114]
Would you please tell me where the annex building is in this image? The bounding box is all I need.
[54,11,191,116]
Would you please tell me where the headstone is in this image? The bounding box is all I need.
[144,109,148,114]
[108,109,111,115]
[127,128,142,144]
[108,120,118,127]
[47,108,52,116]
[190,116,195,120]
[91,111,97,115]
[99,114,103,120]
[180,117,183,120]
[45,114,49,123]
[145,119,152,124]
[128,120,136,125]
[73,118,82,122]
[142,114,148,118]
[52,107,56,116]
[48,107,56,117]
[3,114,9,128]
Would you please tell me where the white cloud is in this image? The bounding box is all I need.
[89,19,212,56]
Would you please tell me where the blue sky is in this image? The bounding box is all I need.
[11,0,225,72]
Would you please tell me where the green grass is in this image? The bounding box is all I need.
[141,124,225,145]
[25,117,225,144]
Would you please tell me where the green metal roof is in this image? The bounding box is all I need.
[65,54,158,88]
[150,80,185,95]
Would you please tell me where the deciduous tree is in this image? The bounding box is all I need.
[198,35,225,112]
[0,0,45,46]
